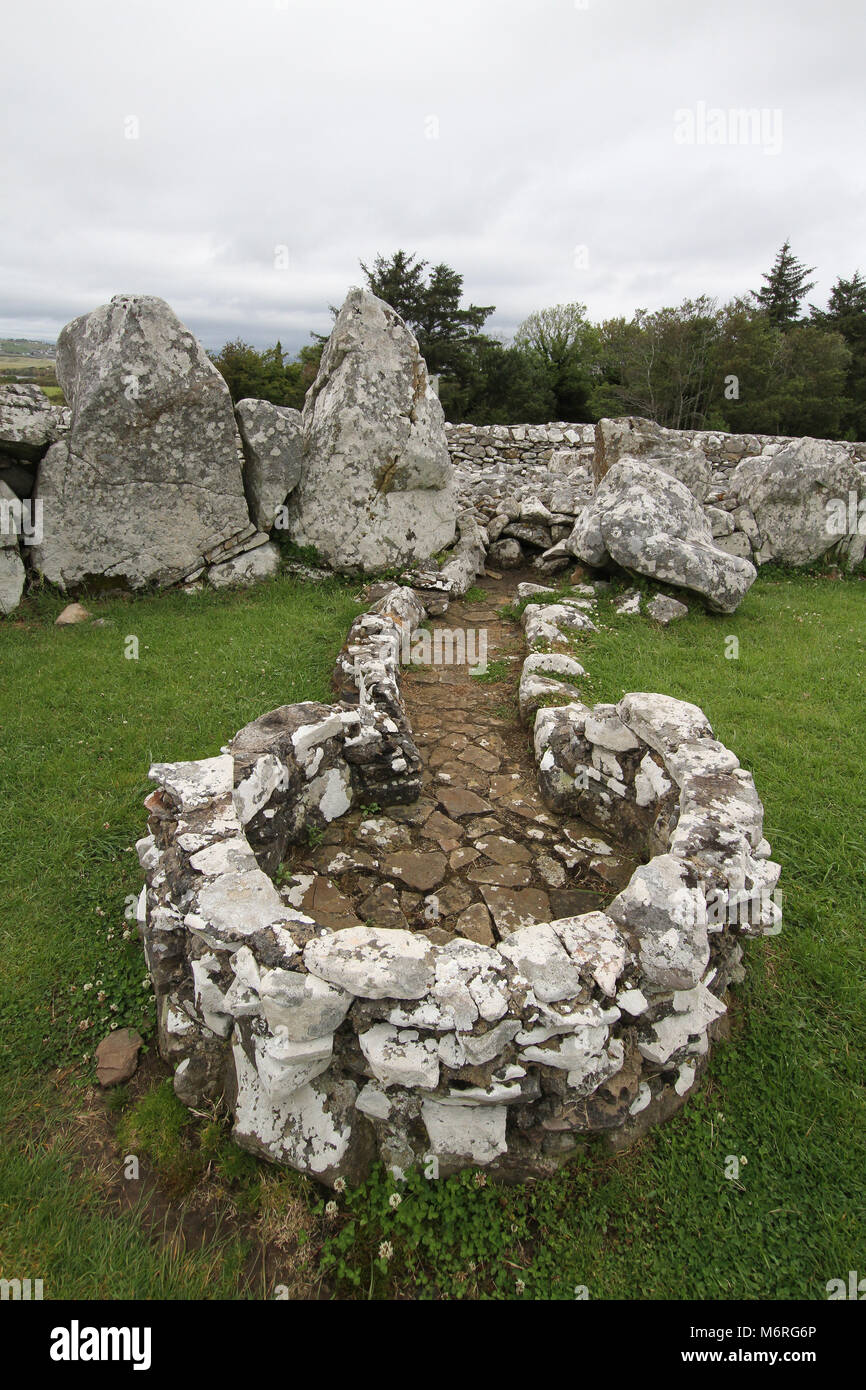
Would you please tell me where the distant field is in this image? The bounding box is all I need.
[0,355,56,371]
[0,356,64,404]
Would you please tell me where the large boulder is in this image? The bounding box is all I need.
[0,383,68,463]
[284,289,457,572]
[730,438,865,568]
[29,295,254,590]
[569,457,756,613]
[235,399,303,532]
[594,417,710,501]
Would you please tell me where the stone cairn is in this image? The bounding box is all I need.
[137,579,781,1187]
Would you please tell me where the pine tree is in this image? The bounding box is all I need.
[811,270,866,437]
[359,250,427,328]
[359,250,494,377]
[753,240,817,329]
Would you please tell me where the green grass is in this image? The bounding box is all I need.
[0,574,361,1078]
[1,568,864,1300]
[470,657,508,683]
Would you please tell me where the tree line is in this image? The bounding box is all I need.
[210,242,866,440]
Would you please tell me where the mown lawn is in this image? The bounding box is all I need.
[0,568,863,1300]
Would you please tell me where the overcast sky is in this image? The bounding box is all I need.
[2,0,864,354]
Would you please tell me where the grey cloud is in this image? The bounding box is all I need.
[1,0,864,354]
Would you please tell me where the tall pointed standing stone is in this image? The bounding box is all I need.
[285,288,457,572]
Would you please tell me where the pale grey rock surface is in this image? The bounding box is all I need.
[29,294,252,590]
[284,289,457,572]
[235,398,303,531]
[208,540,279,589]
[569,458,757,612]
[0,383,68,462]
[646,593,689,625]
[593,416,711,501]
[730,437,864,568]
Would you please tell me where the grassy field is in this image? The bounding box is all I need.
[0,567,863,1300]
[0,356,63,403]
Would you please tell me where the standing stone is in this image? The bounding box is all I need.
[29,295,254,591]
[235,399,304,531]
[284,289,457,572]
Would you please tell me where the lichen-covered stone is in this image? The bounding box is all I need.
[284,289,457,572]
[30,295,253,591]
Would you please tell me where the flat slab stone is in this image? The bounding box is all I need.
[480,885,552,938]
[299,876,362,932]
[454,902,495,946]
[474,835,532,865]
[437,787,493,819]
[380,850,448,892]
[466,864,533,888]
[358,883,408,931]
[421,809,465,848]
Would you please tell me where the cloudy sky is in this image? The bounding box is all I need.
[2,0,864,354]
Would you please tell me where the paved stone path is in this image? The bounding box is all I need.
[282,573,637,946]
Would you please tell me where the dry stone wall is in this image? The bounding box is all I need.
[446,418,866,578]
[137,580,778,1187]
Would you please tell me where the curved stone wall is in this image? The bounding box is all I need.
[137,583,781,1187]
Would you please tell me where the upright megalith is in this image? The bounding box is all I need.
[29,295,255,590]
[284,288,457,572]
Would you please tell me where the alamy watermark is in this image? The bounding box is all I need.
[1,1277,43,1300]
[361,626,489,677]
[707,886,782,936]
[674,102,783,156]
[0,496,43,545]
[825,491,865,536]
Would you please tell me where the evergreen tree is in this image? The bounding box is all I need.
[358,250,427,327]
[360,250,494,379]
[811,271,866,437]
[753,240,817,329]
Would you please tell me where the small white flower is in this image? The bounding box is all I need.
[388,1192,402,1210]
[515,1278,526,1295]
[334,1177,346,1194]
[378,1241,393,1261]
[82,982,92,992]
[325,1200,338,1219]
